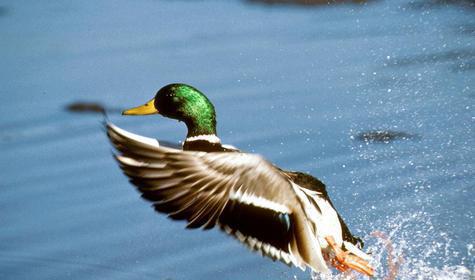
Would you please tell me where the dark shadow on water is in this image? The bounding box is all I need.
[353,130,419,144]
[66,101,107,114]
[246,0,372,6]
[65,101,125,115]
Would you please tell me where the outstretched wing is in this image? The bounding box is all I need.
[106,123,325,269]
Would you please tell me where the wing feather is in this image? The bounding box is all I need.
[106,122,329,273]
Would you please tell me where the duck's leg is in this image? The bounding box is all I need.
[325,236,374,277]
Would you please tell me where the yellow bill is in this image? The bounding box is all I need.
[122,98,158,115]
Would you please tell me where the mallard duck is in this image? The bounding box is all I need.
[106,83,374,276]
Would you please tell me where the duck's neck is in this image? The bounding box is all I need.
[184,119,217,138]
[183,118,221,148]
[183,127,222,152]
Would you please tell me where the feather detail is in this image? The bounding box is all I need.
[106,122,349,273]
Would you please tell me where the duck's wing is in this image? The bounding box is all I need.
[106,123,329,273]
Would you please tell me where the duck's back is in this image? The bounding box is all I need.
[183,140,239,152]
[284,171,363,248]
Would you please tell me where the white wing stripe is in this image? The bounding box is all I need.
[229,189,290,214]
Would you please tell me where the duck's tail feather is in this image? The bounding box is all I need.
[291,212,331,274]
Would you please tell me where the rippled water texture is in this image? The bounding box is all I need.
[1,0,474,279]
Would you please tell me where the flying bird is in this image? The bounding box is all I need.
[106,83,374,276]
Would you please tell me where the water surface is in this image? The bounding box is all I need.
[1,0,474,279]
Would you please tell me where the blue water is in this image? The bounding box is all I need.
[1,0,474,279]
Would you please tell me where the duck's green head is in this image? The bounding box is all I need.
[123,83,217,137]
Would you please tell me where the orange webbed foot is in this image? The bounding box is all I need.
[325,236,375,277]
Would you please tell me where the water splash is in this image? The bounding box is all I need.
[365,212,473,279]
[306,211,473,280]
[370,231,403,280]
